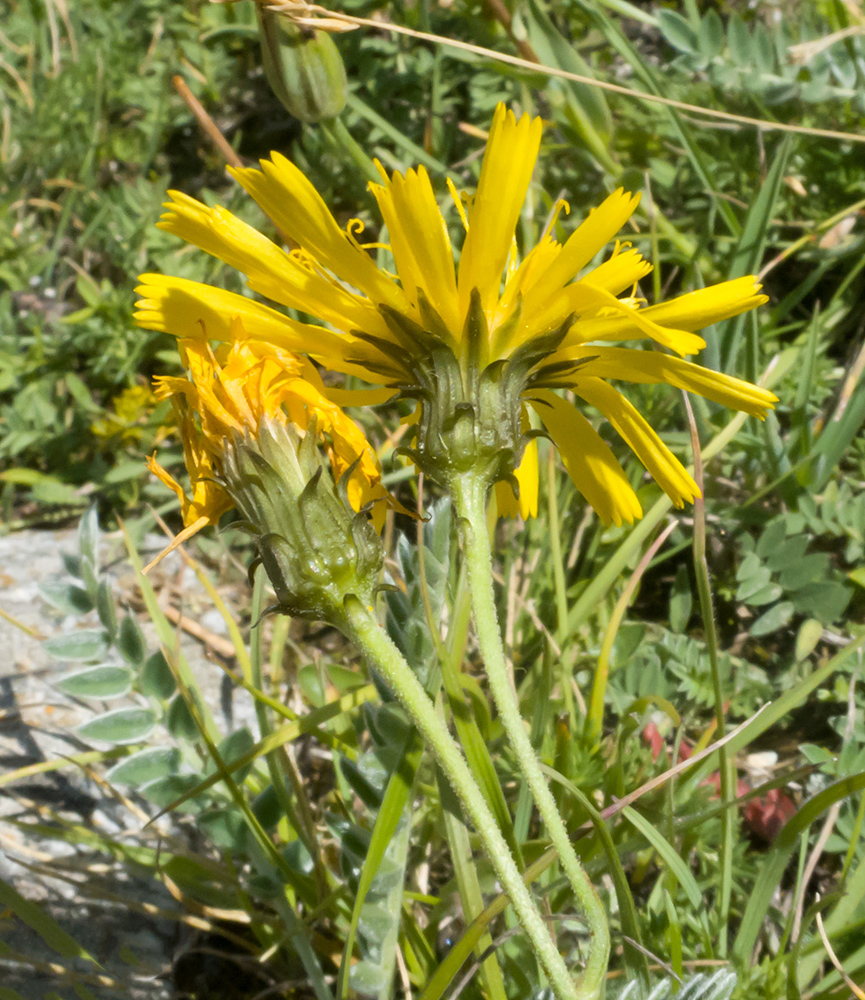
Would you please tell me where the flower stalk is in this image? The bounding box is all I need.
[340,595,582,1000]
[451,470,611,999]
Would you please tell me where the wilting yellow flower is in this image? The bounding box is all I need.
[136,104,776,526]
[146,326,393,568]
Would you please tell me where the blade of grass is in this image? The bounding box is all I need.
[0,747,134,788]
[248,567,329,895]
[0,878,97,964]
[586,520,677,744]
[337,732,423,999]
[796,849,865,988]
[571,0,739,237]
[170,649,334,1000]
[118,518,219,742]
[733,770,865,963]
[345,92,459,180]
[436,767,511,1000]
[621,806,701,910]
[147,685,377,821]
[720,135,793,376]
[296,12,865,145]
[684,391,733,956]
[542,768,652,992]
[522,0,617,173]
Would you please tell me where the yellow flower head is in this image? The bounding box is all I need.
[136,104,776,527]
[146,323,393,570]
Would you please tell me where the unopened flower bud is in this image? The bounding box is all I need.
[257,8,347,123]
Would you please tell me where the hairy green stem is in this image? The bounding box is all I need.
[685,394,733,956]
[341,597,579,1000]
[451,472,610,998]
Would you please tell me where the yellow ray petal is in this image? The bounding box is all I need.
[581,246,653,296]
[370,163,460,332]
[523,188,640,303]
[142,515,212,575]
[572,376,699,507]
[570,275,768,343]
[492,236,561,344]
[529,389,642,527]
[294,357,397,408]
[639,276,769,331]
[534,282,706,357]
[229,154,407,311]
[458,105,543,320]
[158,191,394,339]
[516,437,539,518]
[495,436,540,519]
[134,274,393,382]
[561,347,778,417]
[494,479,519,518]
[146,431,232,530]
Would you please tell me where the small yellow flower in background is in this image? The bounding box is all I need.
[136,104,776,527]
[91,384,158,447]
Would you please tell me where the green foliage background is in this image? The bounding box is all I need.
[2,0,865,998]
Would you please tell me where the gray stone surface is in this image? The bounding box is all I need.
[0,527,260,999]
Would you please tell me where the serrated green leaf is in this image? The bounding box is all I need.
[55,664,133,699]
[78,707,157,744]
[43,628,110,662]
[106,746,183,786]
